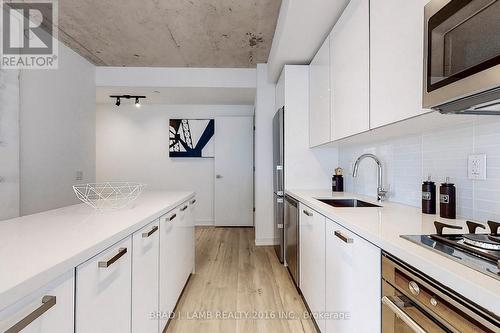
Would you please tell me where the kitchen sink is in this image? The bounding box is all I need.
[316,198,381,208]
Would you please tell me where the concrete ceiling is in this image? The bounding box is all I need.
[57,0,282,68]
[96,87,256,105]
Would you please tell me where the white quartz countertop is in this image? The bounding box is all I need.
[0,190,194,311]
[286,189,500,316]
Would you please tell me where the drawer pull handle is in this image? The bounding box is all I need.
[409,281,420,296]
[169,214,177,221]
[98,248,127,268]
[190,199,196,205]
[382,296,427,333]
[142,226,158,238]
[180,205,188,212]
[334,230,353,243]
[5,295,56,333]
[303,210,313,217]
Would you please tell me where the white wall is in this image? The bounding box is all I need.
[254,64,276,245]
[96,103,254,225]
[0,69,20,220]
[339,117,500,222]
[19,42,96,215]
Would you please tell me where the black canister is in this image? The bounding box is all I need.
[422,176,436,214]
[440,177,456,219]
[332,167,344,192]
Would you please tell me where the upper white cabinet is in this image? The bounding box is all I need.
[76,236,132,333]
[0,271,74,333]
[132,220,160,333]
[325,219,381,333]
[299,204,326,331]
[330,0,370,140]
[309,38,331,147]
[370,0,428,128]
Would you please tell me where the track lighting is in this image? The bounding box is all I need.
[110,95,146,108]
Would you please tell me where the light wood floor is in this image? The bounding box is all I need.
[166,227,317,333]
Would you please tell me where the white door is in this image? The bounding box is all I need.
[0,69,20,221]
[76,236,132,333]
[214,116,254,226]
[132,220,160,333]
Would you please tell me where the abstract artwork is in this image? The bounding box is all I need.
[169,119,215,158]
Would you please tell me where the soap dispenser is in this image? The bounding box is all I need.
[422,175,436,215]
[332,168,344,192]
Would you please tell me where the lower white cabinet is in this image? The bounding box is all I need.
[132,219,160,333]
[325,219,381,333]
[76,236,132,333]
[299,204,326,331]
[0,270,74,333]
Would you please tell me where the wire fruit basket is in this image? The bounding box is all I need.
[73,182,146,210]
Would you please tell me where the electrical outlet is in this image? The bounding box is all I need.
[468,154,487,180]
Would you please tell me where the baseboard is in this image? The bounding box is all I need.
[255,237,277,246]
[195,219,214,226]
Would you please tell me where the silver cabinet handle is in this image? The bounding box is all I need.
[5,295,56,333]
[180,205,188,212]
[303,210,313,217]
[334,230,353,243]
[98,248,127,268]
[142,226,158,238]
[168,214,177,221]
[190,199,196,205]
[382,296,428,333]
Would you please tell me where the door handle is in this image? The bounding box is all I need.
[382,296,428,333]
[216,174,223,179]
[5,296,56,333]
[142,225,158,238]
[98,248,127,268]
[334,230,353,243]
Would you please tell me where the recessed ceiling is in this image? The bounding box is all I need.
[57,0,282,68]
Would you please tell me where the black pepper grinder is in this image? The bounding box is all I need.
[422,175,436,214]
[332,167,344,192]
[440,177,456,219]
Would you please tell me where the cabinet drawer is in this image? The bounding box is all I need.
[0,270,74,333]
[132,220,160,333]
[76,236,132,333]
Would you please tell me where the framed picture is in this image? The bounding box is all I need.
[169,119,215,158]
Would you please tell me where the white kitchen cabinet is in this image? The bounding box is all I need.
[325,219,381,333]
[330,0,370,140]
[370,0,429,128]
[132,220,160,333]
[299,203,326,331]
[309,37,331,147]
[187,198,197,274]
[76,236,132,333]
[0,270,74,333]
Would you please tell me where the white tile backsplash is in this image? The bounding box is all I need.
[338,117,500,222]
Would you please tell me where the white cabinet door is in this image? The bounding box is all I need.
[187,197,197,274]
[159,207,181,330]
[325,220,381,333]
[299,204,325,331]
[0,270,74,333]
[76,236,132,333]
[309,37,331,147]
[370,0,428,128]
[132,220,160,333]
[177,202,193,286]
[330,0,370,140]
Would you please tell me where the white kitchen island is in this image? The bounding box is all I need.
[0,190,196,333]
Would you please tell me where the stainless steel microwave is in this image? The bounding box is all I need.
[423,0,500,114]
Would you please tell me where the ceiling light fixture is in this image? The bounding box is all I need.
[110,95,146,108]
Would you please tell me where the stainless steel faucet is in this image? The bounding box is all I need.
[352,153,387,202]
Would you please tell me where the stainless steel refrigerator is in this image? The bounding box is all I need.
[273,107,285,263]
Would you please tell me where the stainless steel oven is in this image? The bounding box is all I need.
[381,253,500,332]
[423,0,500,114]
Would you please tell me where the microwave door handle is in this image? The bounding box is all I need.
[382,296,428,333]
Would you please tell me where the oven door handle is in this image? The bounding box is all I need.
[382,296,428,333]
